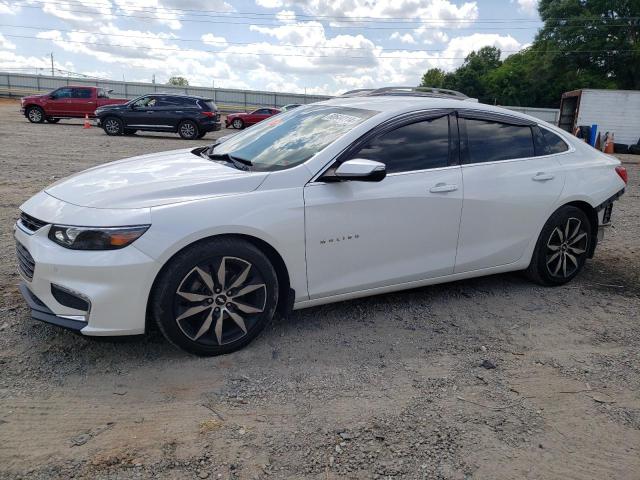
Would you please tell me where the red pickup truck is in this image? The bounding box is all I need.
[21,86,128,123]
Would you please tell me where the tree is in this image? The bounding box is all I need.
[420,68,447,88]
[445,46,502,103]
[418,0,640,107]
[537,0,640,90]
[167,76,189,86]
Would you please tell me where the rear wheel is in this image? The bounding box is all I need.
[197,130,207,139]
[45,117,60,123]
[103,116,123,135]
[526,206,591,286]
[26,106,44,123]
[178,120,199,140]
[152,238,279,356]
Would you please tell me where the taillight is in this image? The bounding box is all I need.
[615,166,628,185]
[202,111,215,117]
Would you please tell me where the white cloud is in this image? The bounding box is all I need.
[201,33,227,45]
[255,0,283,7]
[0,33,16,50]
[513,0,538,15]
[0,1,17,14]
[276,9,296,24]
[390,32,416,44]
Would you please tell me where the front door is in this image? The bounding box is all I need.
[304,113,464,299]
[46,87,73,116]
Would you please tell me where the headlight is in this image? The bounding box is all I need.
[48,225,150,250]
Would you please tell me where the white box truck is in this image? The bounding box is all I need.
[558,89,640,148]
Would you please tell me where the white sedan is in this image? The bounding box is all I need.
[15,89,627,356]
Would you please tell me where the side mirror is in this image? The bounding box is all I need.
[334,159,386,182]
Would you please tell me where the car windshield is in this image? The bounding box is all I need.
[211,105,377,172]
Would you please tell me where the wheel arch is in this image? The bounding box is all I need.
[563,200,599,258]
[145,233,293,332]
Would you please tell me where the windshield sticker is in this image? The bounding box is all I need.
[322,113,362,126]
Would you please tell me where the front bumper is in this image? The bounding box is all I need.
[15,221,159,336]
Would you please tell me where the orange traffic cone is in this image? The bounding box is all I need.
[83,114,91,129]
[604,132,615,154]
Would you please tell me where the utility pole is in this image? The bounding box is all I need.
[152,74,155,84]
[50,52,54,76]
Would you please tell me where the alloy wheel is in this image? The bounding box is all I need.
[180,122,196,138]
[28,108,42,122]
[104,118,120,134]
[545,217,589,278]
[173,256,266,345]
[233,119,243,129]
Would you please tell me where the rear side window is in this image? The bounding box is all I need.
[352,116,450,174]
[72,88,92,99]
[200,100,217,111]
[465,119,534,163]
[541,128,569,154]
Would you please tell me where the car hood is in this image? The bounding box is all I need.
[45,148,269,209]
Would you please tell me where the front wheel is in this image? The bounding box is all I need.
[103,116,123,135]
[178,120,199,140]
[526,206,591,286]
[151,238,279,356]
[26,106,45,123]
[232,118,244,129]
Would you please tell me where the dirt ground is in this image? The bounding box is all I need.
[0,99,639,480]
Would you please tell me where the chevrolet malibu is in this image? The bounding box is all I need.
[15,89,627,356]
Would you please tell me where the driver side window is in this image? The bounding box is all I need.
[133,96,157,108]
[351,116,450,174]
[52,88,73,99]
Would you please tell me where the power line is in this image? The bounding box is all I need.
[2,24,638,55]
[11,2,639,30]
[15,0,640,24]
[2,33,637,59]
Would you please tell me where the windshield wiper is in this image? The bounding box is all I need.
[207,153,253,171]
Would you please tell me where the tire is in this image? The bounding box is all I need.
[124,129,137,135]
[629,144,640,155]
[525,205,592,286]
[45,117,60,124]
[178,120,199,140]
[26,106,45,123]
[151,237,279,356]
[613,143,629,154]
[232,118,244,129]
[103,116,123,135]
[197,131,207,139]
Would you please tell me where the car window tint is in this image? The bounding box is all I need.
[54,88,73,98]
[352,116,450,174]
[72,88,92,99]
[255,109,271,114]
[541,128,569,154]
[466,119,534,163]
[202,100,217,111]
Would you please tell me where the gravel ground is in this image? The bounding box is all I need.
[0,99,639,480]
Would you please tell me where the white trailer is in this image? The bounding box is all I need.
[558,89,640,146]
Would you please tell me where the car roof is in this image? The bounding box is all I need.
[148,93,212,100]
[315,95,544,124]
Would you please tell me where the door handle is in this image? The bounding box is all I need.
[429,183,458,193]
[532,172,555,182]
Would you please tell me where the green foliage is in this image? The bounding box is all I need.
[167,76,189,86]
[420,68,447,88]
[419,0,640,107]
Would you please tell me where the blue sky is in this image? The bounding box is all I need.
[0,0,542,94]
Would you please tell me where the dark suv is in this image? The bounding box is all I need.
[95,94,221,140]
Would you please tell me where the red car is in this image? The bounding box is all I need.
[225,107,281,129]
[21,86,127,123]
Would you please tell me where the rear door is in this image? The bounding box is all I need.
[454,111,566,273]
[69,87,95,116]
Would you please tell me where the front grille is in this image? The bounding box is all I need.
[19,212,48,233]
[15,241,35,280]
